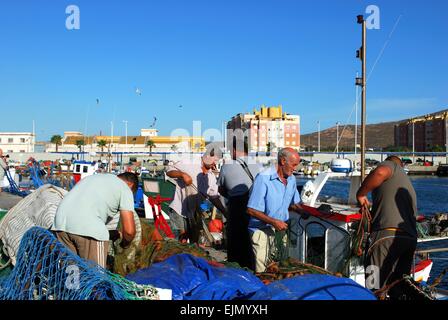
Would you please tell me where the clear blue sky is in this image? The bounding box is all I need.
[1,0,447,141]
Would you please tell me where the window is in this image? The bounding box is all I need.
[286,141,290,146]
[75,164,81,173]
[292,141,296,146]
[306,223,327,268]
[292,133,296,137]
[20,138,26,143]
[83,166,88,173]
[286,133,290,137]
[20,150,25,153]
[8,138,13,143]
[7,150,13,153]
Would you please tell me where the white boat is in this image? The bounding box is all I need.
[290,169,447,298]
[72,160,101,184]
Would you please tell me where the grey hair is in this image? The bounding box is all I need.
[277,148,297,163]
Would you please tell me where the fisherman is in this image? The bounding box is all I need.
[166,148,227,243]
[217,136,262,269]
[0,149,7,193]
[52,172,139,268]
[246,147,309,272]
[356,155,418,297]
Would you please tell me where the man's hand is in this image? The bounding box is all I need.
[357,195,371,208]
[182,173,193,186]
[271,219,288,231]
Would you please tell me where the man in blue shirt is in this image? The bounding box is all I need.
[247,147,308,272]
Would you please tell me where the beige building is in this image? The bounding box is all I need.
[0,132,35,153]
[227,105,300,152]
[46,129,205,153]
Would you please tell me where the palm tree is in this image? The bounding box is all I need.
[146,140,156,156]
[75,139,85,153]
[50,135,62,152]
[97,139,107,160]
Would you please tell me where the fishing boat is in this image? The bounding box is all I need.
[294,169,448,290]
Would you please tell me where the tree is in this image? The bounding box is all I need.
[97,139,107,160]
[430,145,445,152]
[75,139,85,153]
[50,135,62,152]
[146,140,156,156]
[266,142,276,152]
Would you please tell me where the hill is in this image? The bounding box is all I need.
[301,121,399,151]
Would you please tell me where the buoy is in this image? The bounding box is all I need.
[208,219,223,233]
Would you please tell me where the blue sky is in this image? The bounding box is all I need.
[0,0,447,141]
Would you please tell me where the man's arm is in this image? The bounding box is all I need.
[209,196,228,220]
[356,165,392,207]
[119,210,136,249]
[247,207,288,231]
[289,203,310,219]
[166,170,192,186]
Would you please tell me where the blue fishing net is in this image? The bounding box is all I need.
[0,227,158,300]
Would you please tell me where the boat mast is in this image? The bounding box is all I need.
[356,15,367,181]
[354,72,358,159]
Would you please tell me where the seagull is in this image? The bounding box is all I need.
[96,98,100,105]
[135,87,142,96]
[150,116,157,128]
[178,105,183,108]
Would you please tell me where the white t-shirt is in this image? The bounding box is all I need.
[167,158,218,218]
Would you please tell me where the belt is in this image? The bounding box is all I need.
[383,227,402,232]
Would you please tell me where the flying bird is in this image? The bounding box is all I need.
[178,105,183,108]
[96,98,100,105]
[135,87,142,96]
[150,116,157,128]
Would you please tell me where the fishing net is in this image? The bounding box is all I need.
[111,218,212,277]
[256,257,342,285]
[0,227,159,300]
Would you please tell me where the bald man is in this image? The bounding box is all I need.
[357,155,417,296]
[246,147,309,272]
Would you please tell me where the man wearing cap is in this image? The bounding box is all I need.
[166,149,227,243]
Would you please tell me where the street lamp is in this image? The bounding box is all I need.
[356,14,367,181]
[336,121,340,154]
[317,120,321,152]
[123,120,128,154]
[412,120,415,163]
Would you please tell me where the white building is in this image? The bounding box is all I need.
[0,132,35,153]
[45,129,205,153]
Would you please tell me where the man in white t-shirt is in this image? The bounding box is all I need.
[166,151,226,243]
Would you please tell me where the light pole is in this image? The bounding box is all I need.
[123,120,128,154]
[412,120,415,163]
[355,72,359,156]
[336,121,340,155]
[109,121,114,173]
[356,14,367,182]
[317,120,321,152]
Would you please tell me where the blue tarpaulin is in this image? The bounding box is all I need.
[249,274,376,300]
[126,254,376,300]
[126,254,264,300]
